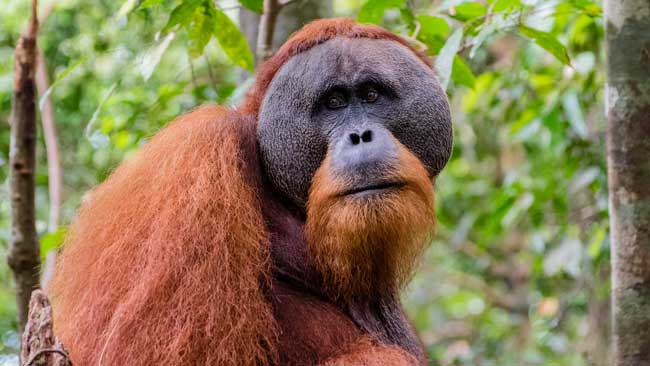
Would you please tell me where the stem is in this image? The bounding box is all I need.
[35,49,62,290]
[256,0,283,63]
[8,0,41,336]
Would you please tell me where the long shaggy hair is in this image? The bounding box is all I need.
[49,107,278,365]
[306,142,436,302]
[324,337,419,366]
[49,17,435,366]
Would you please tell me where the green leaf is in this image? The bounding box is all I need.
[117,0,139,18]
[39,58,86,111]
[569,0,602,16]
[40,227,67,259]
[469,18,498,58]
[138,0,165,9]
[519,25,570,65]
[238,0,263,13]
[435,27,463,90]
[162,0,202,33]
[400,6,416,30]
[417,15,450,38]
[450,2,486,21]
[587,224,606,258]
[451,56,475,88]
[358,0,406,24]
[416,15,449,53]
[209,4,254,71]
[187,2,214,58]
[86,82,118,146]
[140,32,175,80]
[489,0,521,12]
[562,89,587,138]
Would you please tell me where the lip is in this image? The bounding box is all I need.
[341,181,406,197]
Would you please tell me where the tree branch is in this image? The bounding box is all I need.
[256,0,285,63]
[8,0,41,335]
[36,48,62,290]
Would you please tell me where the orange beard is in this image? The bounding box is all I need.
[306,142,436,302]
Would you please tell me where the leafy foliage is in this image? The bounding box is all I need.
[0,0,607,365]
[238,0,263,14]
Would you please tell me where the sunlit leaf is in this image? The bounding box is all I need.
[358,0,406,24]
[489,0,521,12]
[569,0,602,16]
[469,14,509,58]
[450,2,486,21]
[209,4,254,71]
[562,89,587,138]
[40,227,67,259]
[415,15,449,53]
[238,0,263,13]
[39,59,86,111]
[117,0,139,18]
[187,2,214,58]
[86,82,118,146]
[451,56,475,88]
[587,226,607,258]
[519,25,570,65]
[140,32,175,80]
[139,0,165,9]
[417,15,450,38]
[435,27,463,90]
[162,0,202,33]
[400,7,416,30]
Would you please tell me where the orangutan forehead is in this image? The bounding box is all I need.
[274,37,435,92]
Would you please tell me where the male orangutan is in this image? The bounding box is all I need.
[49,18,452,366]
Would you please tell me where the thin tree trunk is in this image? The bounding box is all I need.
[605,1,650,365]
[8,0,41,336]
[240,0,332,66]
[256,0,284,63]
[36,48,62,290]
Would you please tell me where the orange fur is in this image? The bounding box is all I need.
[306,142,436,302]
[324,337,419,366]
[49,18,435,366]
[49,106,278,365]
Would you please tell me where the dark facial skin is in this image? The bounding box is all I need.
[258,37,452,363]
[258,37,453,207]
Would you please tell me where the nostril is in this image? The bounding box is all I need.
[350,133,361,145]
[361,130,373,143]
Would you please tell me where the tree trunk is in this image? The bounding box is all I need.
[239,0,333,66]
[605,1,650,365]
[8,0,41,336]
[36,48,62,291]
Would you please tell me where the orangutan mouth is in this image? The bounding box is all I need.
[342,181,406,197]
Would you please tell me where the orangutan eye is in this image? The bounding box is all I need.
[326,92,347,110]
[364,87,379,103]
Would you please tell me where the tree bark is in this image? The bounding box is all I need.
[240,0,333,66]
[256,0,284,63]
[21,290,71,366]
[8,0,41,336]
[605,1,650,365]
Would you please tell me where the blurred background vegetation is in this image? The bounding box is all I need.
[0,0,607,365]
